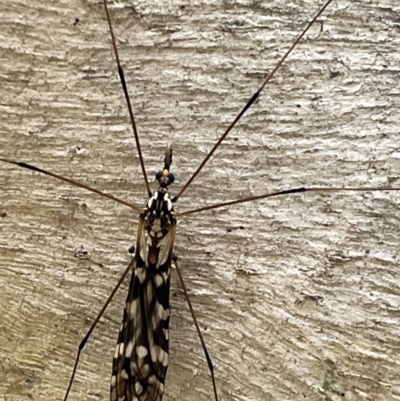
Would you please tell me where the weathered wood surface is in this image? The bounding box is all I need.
[1,0,400,400]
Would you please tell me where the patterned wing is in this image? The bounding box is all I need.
[110,217,176,401]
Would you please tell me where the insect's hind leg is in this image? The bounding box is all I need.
[173,255,219,401]
[63,258,135,401]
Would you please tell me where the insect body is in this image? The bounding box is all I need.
[111,149,176,401]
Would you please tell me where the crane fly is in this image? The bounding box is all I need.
[1,0,399,400]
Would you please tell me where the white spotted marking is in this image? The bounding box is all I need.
[110,374,116,387]
[140,363,150,375]
[150,346,157,364]
[136,345,148,359]
[120,369,128,380]
[153,218,161,230]
[166,197,172,211]
[135,381,143,395]
[114,343,122,359]
[136,266,146,283]
[162,352,169,367]
[125,341,134,357]
[157,302,168,320]
[129,299,138,319]
[157,348,165,363]
[130,361,137,373]
[154,273,164,288]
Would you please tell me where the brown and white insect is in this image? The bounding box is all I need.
[1,0,400,400]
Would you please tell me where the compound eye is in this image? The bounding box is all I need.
[168,173,175,184]
[155,171,163,181]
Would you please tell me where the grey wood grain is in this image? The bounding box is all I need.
[1,1,399,400]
